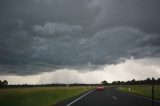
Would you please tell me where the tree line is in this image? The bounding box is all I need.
[1,77,160,88]
[110,78,160,85]
[0,80,8,87]
[0,81,99,88]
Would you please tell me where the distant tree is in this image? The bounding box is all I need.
[144,78,152,84]
[101,80,108,85]
[0,80,2,87]
[157,78,160,84]
[130,79,136,85]
[2,80,8,86]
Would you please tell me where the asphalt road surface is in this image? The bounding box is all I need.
[55,87,160,106]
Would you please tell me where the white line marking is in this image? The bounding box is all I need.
[66,89,95,106]
[112,96,118,101]
[129,93,160,103]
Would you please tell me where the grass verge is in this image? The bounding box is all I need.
[118,85,160,100]
[0,87,92,106]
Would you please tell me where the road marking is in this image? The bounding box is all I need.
[112,96,118,101]
[66,89,95,106]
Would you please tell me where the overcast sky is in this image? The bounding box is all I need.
[0,0,160,84]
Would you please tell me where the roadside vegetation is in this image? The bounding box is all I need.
[111,78,160,100]
[0,86,92,106]
[118,85,160,100]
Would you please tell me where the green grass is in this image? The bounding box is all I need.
[118,85,160,100]
[0,87,92,106]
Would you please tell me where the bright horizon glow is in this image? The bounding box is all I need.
[0,58,160,85]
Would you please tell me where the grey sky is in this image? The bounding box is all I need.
[0,0,160,75]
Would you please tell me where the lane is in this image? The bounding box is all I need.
[69,88,117,106]
[55,87,160,106]
[66,90,95,106]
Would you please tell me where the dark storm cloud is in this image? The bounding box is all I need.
[0,0,160,75]
[94,0,160,33]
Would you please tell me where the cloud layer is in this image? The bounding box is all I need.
[0,0,160,75]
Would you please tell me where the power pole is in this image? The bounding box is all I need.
[152,77,155,106]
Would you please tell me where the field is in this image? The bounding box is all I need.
[118,85,160,100]
[0,86,92,106]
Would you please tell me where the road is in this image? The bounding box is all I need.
[55,87,160,106]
